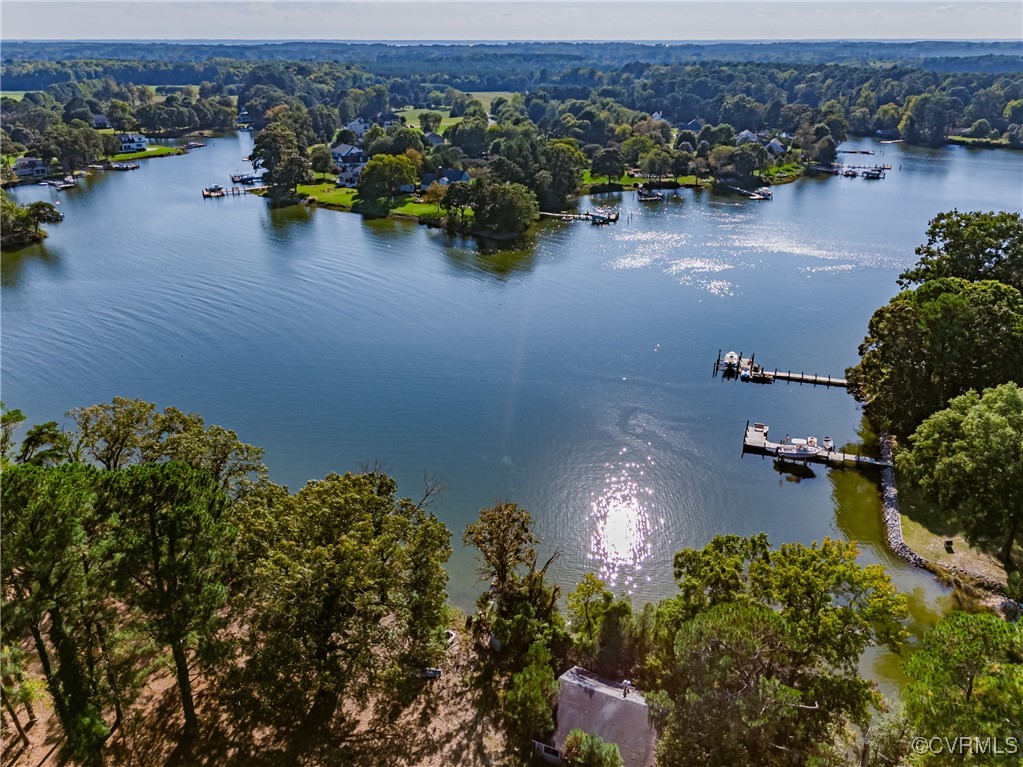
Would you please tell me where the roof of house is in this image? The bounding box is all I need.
[330,142,363,157]
[735,129,759,144]
[421,168,470,186]
[117,133,147,141]
[424,131,445,146]
[766,138,787,154]
[13,157,45,169]
[552,667,657,767]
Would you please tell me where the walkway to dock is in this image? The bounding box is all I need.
[743,422,891,469]
[539,210,619,225]
[714,351,848,388]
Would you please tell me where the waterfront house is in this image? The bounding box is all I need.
[735,129,759,146]
[423,131,446,147]
[766,137,788,156]
[236,108,251,125]
[420,167,470,190]
[12,157,50,178]
[533,667,657,767]
[116,133,149,153]
[335,163,366,188]
[330,142,367,167]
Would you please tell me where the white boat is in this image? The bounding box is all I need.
[776,437,820,458]
[822,436,834,451]
[723,351,740,368]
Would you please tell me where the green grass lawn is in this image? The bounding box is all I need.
[397,106,461,132]
[583,169,642,186]
[108,145,184,161]
[469,91,515,113]
[390,199,442,217]
[1,91,28,101]
[297,182,358,208]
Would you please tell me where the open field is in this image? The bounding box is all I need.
[297,182,359,208]
[468,91,515,113]
[397,107,462,132]
[1,91,28,100]
[109,145,184,161]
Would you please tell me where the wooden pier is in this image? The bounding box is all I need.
[743,421,890,469]
[202,186,245,199]
[539,210,620,225]
[714,350,848,388]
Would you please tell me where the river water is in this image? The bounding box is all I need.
[4,135,1021,692]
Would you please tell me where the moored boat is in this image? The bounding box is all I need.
[776,437,820,459]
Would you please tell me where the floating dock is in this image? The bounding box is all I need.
[743,421,890,468]
[714,350,848,388]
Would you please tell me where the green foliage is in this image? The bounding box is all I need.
[237,472,451,725]
[102,462,234,737]
[503,642,558,742]
[563,728,624,767]
[897,383,1023,566]
[567,572,614,644]
[903,611,1023,765]
[847,278,1023,437]
[898,210,1023,293]
[358,153,416,198]
[651,535,907,767]
[463,501,539,597]
[0,401,26,462]
[251,120,311,197]
[591,147,626,183]
[464,176,538,237]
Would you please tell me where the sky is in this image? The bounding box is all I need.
[2,0,1021,42]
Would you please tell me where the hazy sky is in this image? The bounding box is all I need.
[2,0,1021,41]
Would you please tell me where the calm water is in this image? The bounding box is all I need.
[4,135,1021,692]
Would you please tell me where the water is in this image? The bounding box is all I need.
[4,136,1021,693]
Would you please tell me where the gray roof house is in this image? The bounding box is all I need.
[12,157,50,177]
[534,667,658,767]
[766,137,787,156]
[330,143,367,166]
[735,129,759,146]
[682,118,705,132]
[420,167,470,190]
[423,131,446,147]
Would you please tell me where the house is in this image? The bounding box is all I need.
[682,118,705,133]
[650,111,664,122]
[372,112,402,128]
[330,142,367,167]
[875,129,900,139]
[420,167,470,190]
[423,131,446,147]
[236,108,251,125]
[735,129,759,146]
[534,667,657,767]
[12,157,50,178]
[91,113,110,129]
[116,133,148,153]
[344,117,372,138]
[335,163,366,188]
[766,137,787,157]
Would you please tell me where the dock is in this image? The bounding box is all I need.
[714,350,848,388]
[202,186,246,198]
[743,421,891,468]
[539,210,619,225]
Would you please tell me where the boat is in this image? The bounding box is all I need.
[637,189,664,201]
[55,176,77,190]
[755,187,773,199]
[775,437,820,459]
[843,169,858,177]
[231,172,260,184]
[205,184,224,193]
[862,168,885,179]
[722,351,740,368]
[185,141,207,149]
[202,184,226,198]
[822,436,834,451]
[110,162,140,171]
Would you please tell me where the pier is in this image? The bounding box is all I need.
[202,186,246,198]
[742,421,890,469]
[714,350,848,388]
[539,210,619,225]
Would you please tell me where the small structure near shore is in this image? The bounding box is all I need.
[534,666,657,767]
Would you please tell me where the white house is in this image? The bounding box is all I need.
[344,117,372,138]
[12,157,50,178]
[116,133,148,153]
[335,163,366,188]
[330,142,367,167]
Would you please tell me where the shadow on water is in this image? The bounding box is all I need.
[440,230,540,280]
[262,201,314,234]
[772,459,817,483]
[1,243,62,287]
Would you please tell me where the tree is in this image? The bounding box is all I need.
[731,142,769,180]
[251,121,309,197]
[310,144,333,179]
[238,472,450,726]
[39,121,103,172]
[419,111,443,133]
[903,611,1023,764]
[566,572,614,643]
[538,140,587,210]
[897,383,1023,566]
[591,147,626,184]
[358,153,416,198]
[101,462,234,738]
[846,278,1023,436]
[1,401,26,462]
[466,177,538,237]
[898,210,1023,293]
[422,180,446,207]
[23,200,61,234]
[652,535,907,767]
[562,729,623,767]
[638,147,673,179]
[463,501,540,597]
[503,642,558,742]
